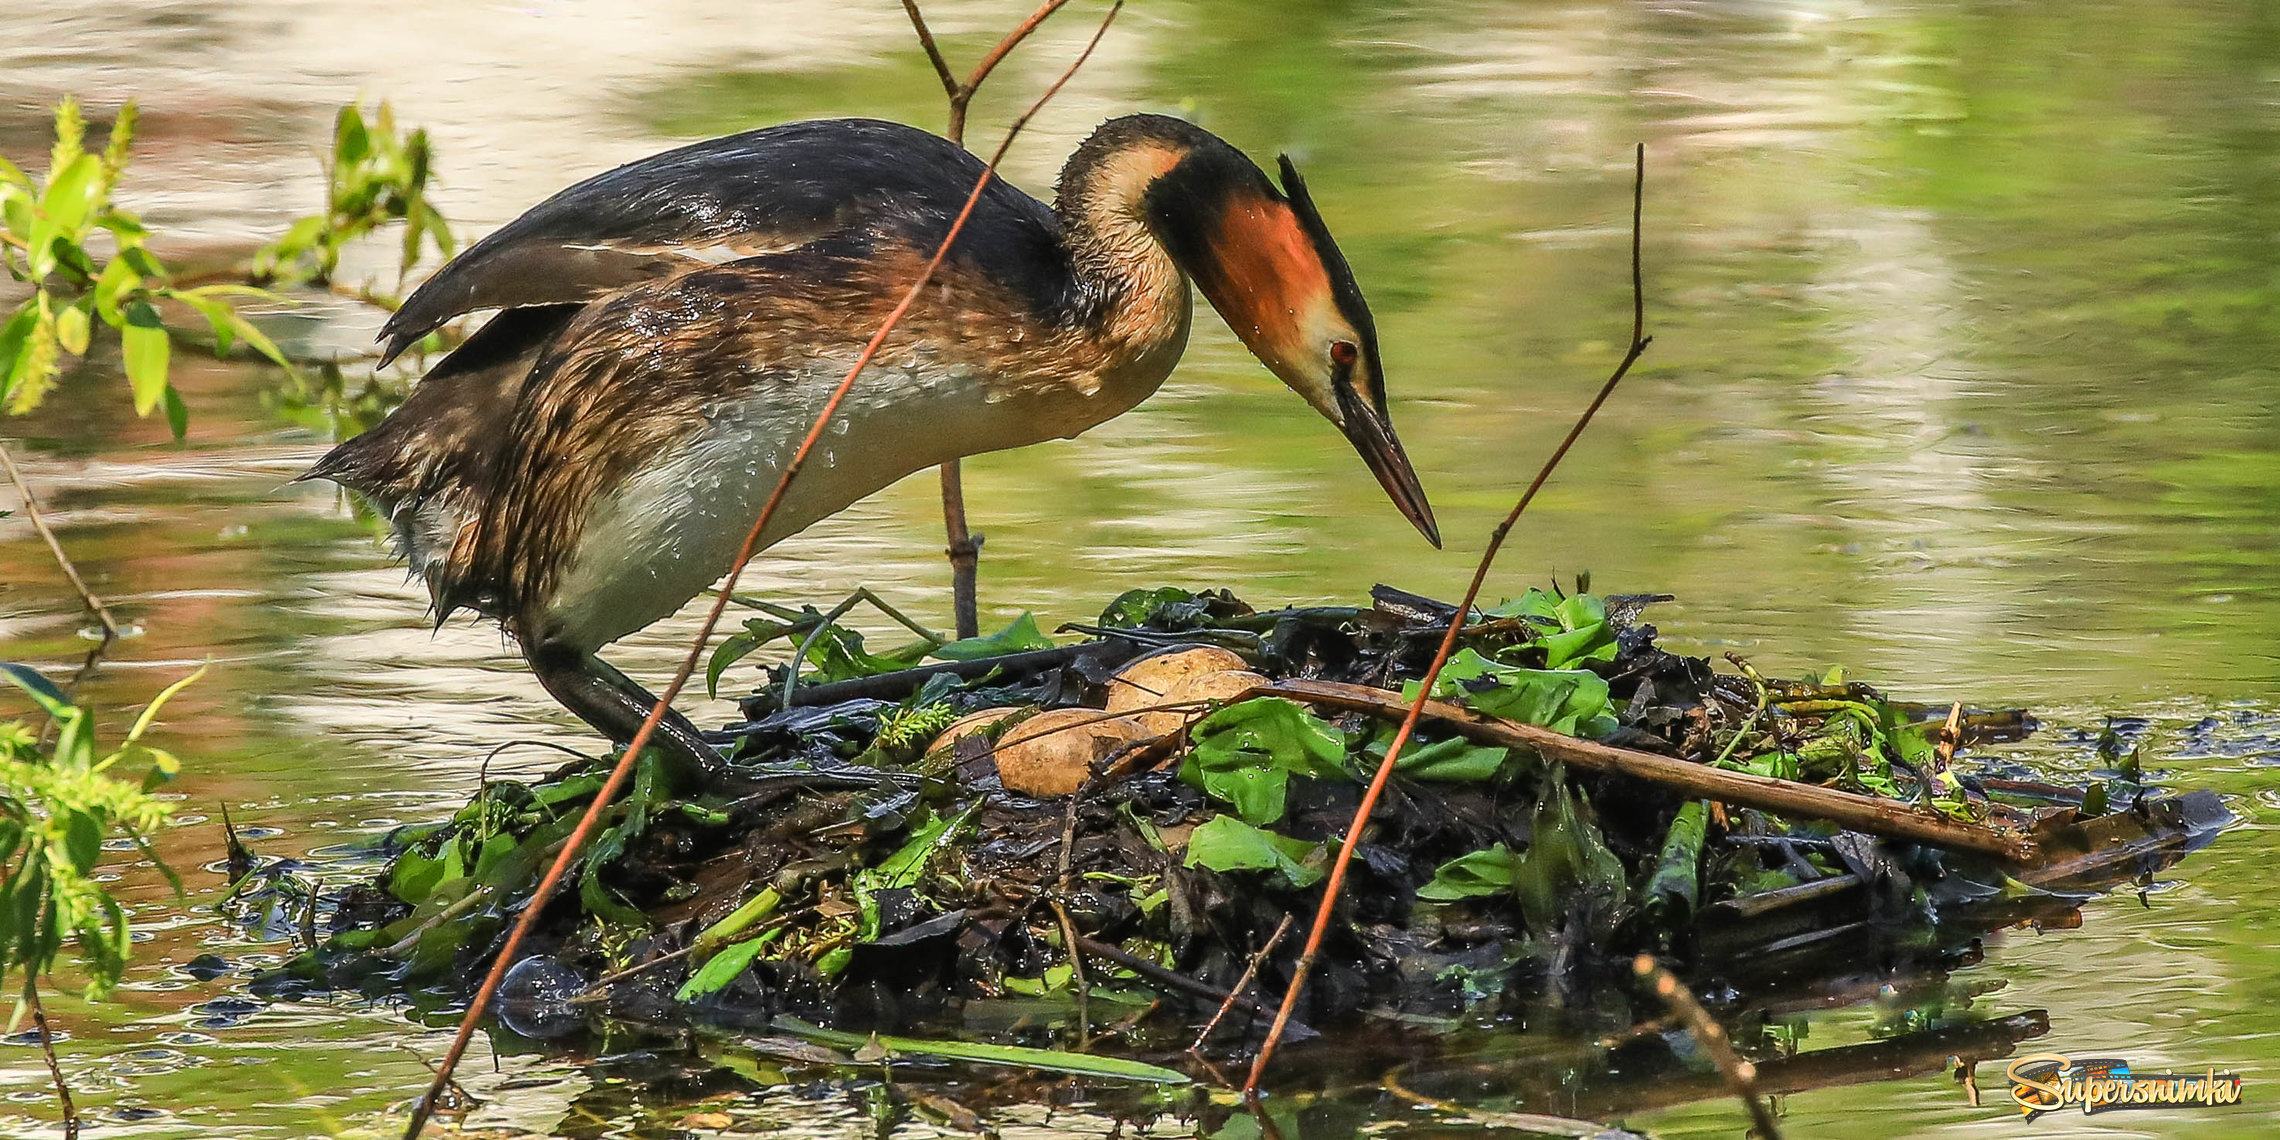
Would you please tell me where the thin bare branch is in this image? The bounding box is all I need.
[1190,913,1292,1051]
[1244,145,1653,1093]
[965,0,1076,98]
[24,979,78,1140]
[900,0,962,104]
[399,7,1124,1134]
[940,462,981,638]
[0,442,121,644]
[917,1,1083,633]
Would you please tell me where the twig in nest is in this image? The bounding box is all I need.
[1190,913,1292,1051]
[1244,144,1655,1093]
[1072,934,1309,1038]
[1048,898,1091,1041]
[1256,678,2034,859]
[1935,700,1963,768]
[1632,954,1782,1138]
[397,9,1125,1135]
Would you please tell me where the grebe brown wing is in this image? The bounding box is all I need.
[377,118,1065,364]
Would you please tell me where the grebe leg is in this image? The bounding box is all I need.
[524,642,721,780]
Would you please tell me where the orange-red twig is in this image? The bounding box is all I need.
[399,6,1122,1134]
[901,0,962,104]
[1243,144,1652,1093]
[969,0,1074,85]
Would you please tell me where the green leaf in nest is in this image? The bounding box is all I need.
[1485,588,1620,669]
[1177,698,1347,825]
[773,1016,1189,1084]
[676,929,780,1001]
[1512,771,1629,940]
[1389,735,1515,782]
[929,612,1054,661]
[1182,815,1324,888]
[1407,648,1618,738]
[1417,844,1521,901]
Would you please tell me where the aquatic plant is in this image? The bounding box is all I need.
[0,100,290,435]
[0,662,194,1134]
[0,663,192,999]
[251,101,453,289]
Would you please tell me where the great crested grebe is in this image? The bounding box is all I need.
[308,114,1438,772]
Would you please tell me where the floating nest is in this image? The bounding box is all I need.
[274,583,2228,1086]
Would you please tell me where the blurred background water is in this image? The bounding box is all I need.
[1,1,2277,1136]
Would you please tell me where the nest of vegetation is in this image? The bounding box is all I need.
[279,583,2226,1059]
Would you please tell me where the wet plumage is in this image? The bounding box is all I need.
[308,113,1435,771]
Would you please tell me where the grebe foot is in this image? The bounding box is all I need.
[525,643,721,783]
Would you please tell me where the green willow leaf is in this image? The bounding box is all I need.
[119,299,168,414]
[38,153,102,236]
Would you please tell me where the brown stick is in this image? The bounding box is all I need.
[1260,678,2035,861]
[397,10,1124,1136]
[941,463,981,639]
[1244,145,1654,1093]
[904,0,1077,638]
[1633,955,1782,1138]
[1382,1067,1608,1138]
[23,979,78,1140]
[0,441,121,644]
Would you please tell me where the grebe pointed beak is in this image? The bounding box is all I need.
[1336,383,1439,547]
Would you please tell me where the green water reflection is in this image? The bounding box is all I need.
[2,0,2277,1135]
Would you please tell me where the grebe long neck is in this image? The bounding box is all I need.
[1052,118,1207,346]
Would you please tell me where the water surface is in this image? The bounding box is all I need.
[3,1,2277,1136]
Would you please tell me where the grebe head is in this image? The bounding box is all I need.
[1115,120,1438,547]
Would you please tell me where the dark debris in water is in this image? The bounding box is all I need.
[268,582,2231,1112]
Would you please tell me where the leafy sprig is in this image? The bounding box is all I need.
[1,662,196,1000]
[251,101,453,287]
[0,99,290,436]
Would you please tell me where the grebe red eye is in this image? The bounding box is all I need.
[1330,341,1358,366]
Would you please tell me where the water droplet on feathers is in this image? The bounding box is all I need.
[498,955,585,1039]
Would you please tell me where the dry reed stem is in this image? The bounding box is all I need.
[1243,144,1652,1093]
[397,7,1123,1134]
